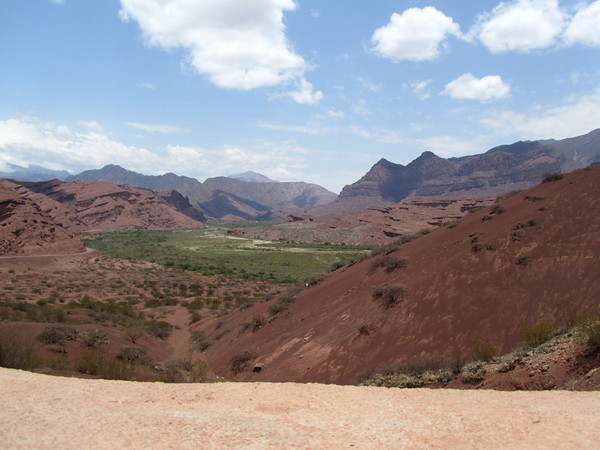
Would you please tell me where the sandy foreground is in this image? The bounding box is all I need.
[2,368,600,449]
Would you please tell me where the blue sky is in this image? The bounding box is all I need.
[1,0,600,193]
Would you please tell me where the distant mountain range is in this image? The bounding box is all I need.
[2,128,599,218]
[67,165,337,220]
[332,128,600,211]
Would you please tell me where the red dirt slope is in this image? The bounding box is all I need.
[0,183,84,256]
[200,166,600,384]
[3,179,203,232]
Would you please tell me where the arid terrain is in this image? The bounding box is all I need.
[3,367,600,448]
[1,163,600,447]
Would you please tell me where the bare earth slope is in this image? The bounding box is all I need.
[201,165,600,384]
[0,183,84,255]
[2,368,600,448]
[3,179,203,232]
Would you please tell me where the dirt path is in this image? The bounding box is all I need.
[2,368,600,448]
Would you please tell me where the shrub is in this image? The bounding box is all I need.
[305,274,327,286]
[116,346,147,362]
[36,326,76,345]
[77,329,108,347]
[0,328,41,370]
[521,320,558,348]
[490,205,505,214]
[515,256,530,266]
[461,361,487,384]
[357,322,375,336]
[473,337,496,362]
[542,172,563,183]
[372,284,406,309]
[230,349,257,374]
[190,330,212,352]
[580,316,600,352]
[147,321,173,340]
[368,255,408,274]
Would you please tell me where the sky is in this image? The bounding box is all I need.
[1,0,600,193]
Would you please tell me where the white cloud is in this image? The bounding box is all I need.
[472,0,566,53]
[480,88,600,139]
[409,80,432,100]
[442,73,511,101]
[77,120,105,133]
[357,78,382,93]
[126,122,191,134]
[0,116,160,174]
[371,7,462,61]
[283,79,323,105]
[137,82,157,90]
[258,121,327,135]
[119,0,320,104]
[563,0,600,46]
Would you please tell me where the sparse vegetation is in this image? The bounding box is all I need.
[473,337,496,362]
[368,255,408,274]
[372,284,406,309]
[230,349,257,374]
[0,328,41,370]
[542,172,563,183]
[522,320,558,348]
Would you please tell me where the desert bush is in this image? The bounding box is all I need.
[490,205,505,214]
[76,329,108,347]
[330,260,346,271]
[461,361,487,384]
[116,346,147,362]
[146,321,173,340]
[305,274,327,287]
[524,195,544,202]
[515,256,530,266]
[189,360,211,382]
[75,350,131,379]
[368,255,408,274]
[542,172,563,183]
[361,357,455,388]
[35,326,76,345]
[230,349,257,374]
[522,320,558,348]
[190,330,212,352]
[357,322,375,336]
[473,337,496,362]
[580,315,600,352]
[372,284,406,309]
[0,328,41,370]
[495,190,522,202]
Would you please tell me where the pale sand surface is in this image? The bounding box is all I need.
[2,368,600,449]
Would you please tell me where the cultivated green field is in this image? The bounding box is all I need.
[83,226,372,284]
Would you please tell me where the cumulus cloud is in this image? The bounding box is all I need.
[127,122,190,134]
[119,0,321,104]
[480,88,600,139]
[370,7,462,61]
[0,115,318,185]
[563,0,600,46]
[472,0,566,53]
[0,116,160,174]
[442,73,511,101]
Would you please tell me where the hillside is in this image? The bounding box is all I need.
[3,179,204,232]
[232,198,493,245]
[68,165,337,220]
[198,165,600,384]
[0,183,84,255]
[334,128,600,211]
